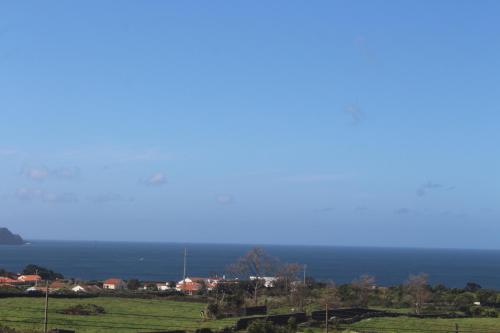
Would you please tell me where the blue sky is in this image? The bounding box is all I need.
[1,1,499,248]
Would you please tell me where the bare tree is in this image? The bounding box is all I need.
[228,247,277,305]
[352,275,375,307]
[320,281,340,308]
[406,273,430,314]
[277,263,302,294]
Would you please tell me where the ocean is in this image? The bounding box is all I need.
[1,240,500,289]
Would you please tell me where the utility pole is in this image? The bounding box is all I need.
[183,247,187,281]
[303,264,307,285]
[325,303,329,333]
[43,280,49,333]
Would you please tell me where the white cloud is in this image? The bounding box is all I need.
[144,172,167,186]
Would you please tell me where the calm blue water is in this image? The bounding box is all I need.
[1,241,500,289]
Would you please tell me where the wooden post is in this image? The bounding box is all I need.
[325,303,329,333]
[455,323,459,333]
[44,280,49,333]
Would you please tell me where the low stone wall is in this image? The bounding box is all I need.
[235,312,308,330]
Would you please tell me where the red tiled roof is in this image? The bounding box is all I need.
[18,275,42,282]
[0,277,19,284]
[103,278,123,285]
[177,281,201,292]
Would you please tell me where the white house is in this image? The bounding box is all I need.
[249,276,277,288]
[103,278,126,290]
[72,284,102,293]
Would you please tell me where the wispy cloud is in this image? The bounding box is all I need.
[282,174,345,183]
[0,148,18,158]
[416,181,454,197]
[216,194,233,205]
[22,166,80,181]
[15,188,78,203]
[345,104,363,125]
[316,207,334,213]
[143,172,167,186]
[87,193,135,204]
[355,205,368,214]
[395,208,413,215]
[354,35,378,65]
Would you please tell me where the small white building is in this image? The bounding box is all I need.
[103,278,126,290]
[72,285,102,293]
[249,276,277,288]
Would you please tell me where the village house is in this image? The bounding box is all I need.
[103,278,126,290]
[0,277,20,284]
[72,284,102,293]
[249,276,278,288]
[176,277,221,294]
[139,282,173,291]
[49,280,72,291]
[17,275,42,284]
[26,286,46,293]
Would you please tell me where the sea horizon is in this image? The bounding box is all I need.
[3,240,500,289]
[20,238,500,252]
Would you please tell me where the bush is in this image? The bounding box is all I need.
[205,303,220,319]
[56,304,105,316]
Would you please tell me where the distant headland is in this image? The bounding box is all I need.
[0,228,26,245]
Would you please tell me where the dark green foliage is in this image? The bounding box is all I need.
[56,304,106,316]
[22,264,63,280]
[127,279,141,290]
[205,303,221,319]
[454,292,476,311]
[467,305,498,318]
[0,326,40,333]
[246,319,298,333]
[464,282,482,292]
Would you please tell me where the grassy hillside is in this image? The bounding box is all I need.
[343,316,500,333]
[0,297,237,333]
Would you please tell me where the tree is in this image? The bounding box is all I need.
[454,292,476,311]
[127,279,141,290]
[22,264,63,280]
[352,275,375,307]
[276,263,302,295]
[290,283,310,311]
[405,273,430,314]
[229,247,277,305]
[320,281,340,308]
[464,282,482,292]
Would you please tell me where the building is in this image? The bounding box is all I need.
[249,276,277,288]
[103,278,126,290]
[176,277,221,294]
[17,275,42,284]
[0,277,19,284]
[49,280,71,291]
[72,284,102,293]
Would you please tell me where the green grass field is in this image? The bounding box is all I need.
[0,297,238,333]
[3,297,500,333]
[343,316,500,333]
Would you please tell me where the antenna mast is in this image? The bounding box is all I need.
[183,247,187,281]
